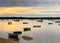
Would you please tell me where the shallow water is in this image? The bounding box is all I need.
[0,19,60,43]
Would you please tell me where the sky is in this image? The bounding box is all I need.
[0,0,60,15]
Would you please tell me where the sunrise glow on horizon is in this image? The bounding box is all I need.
[0,0,60,15]
[0,6,60,14]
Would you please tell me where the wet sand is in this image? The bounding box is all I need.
[0,38,19,43]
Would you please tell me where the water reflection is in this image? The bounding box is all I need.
[22,36,33,40]
[0,19,60,43]
[23,28,31,32]
[48,22,53,25]
[8,34,19,41]
[13,19,20,22]
[23,22,28,24]
[55,21,60,23]
[8,22,12,25]
[8,31,22,41]
[33,25,41,28]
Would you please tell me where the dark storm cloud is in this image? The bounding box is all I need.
[0,0,60,7]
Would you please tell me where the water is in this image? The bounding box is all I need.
[0,19,60,43]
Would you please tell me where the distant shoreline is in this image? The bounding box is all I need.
[0,17,60,19]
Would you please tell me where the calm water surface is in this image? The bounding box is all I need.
[0,19,60,43]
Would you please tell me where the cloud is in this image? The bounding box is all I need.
[0,7,60,14]
[0,0,60,14]
[0,0,60,7]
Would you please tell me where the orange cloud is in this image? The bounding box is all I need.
[0,7,43,14]
[0,6,60,15]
